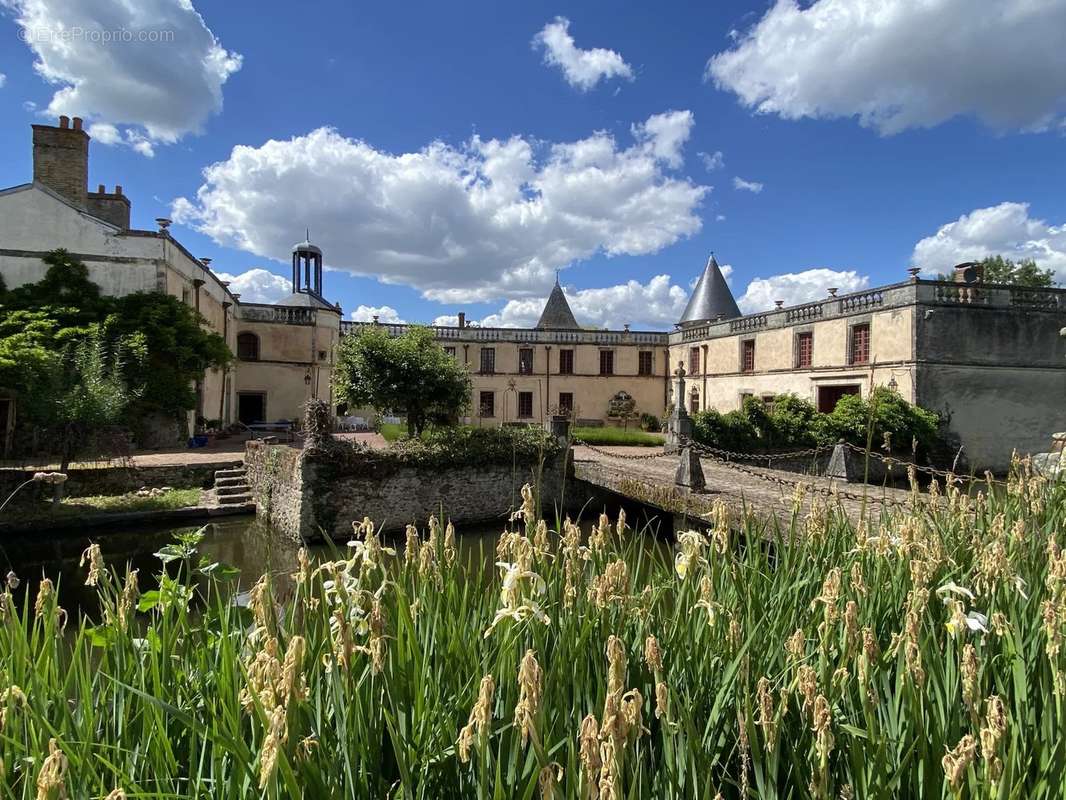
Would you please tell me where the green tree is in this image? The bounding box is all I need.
[333,325,472,437]
[939,255,1056,287]
[0,250,231,425]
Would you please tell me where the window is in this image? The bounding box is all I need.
[599,350,614,376]
[689,347,700,376]
[850,324,870,365]
[318,350,327,361]
[761,394,777,414]
[795,332,813,369]
[689,389,700,414]
[518,391,534,418]
[558,392,574,415]
[518,348,534,375]
[741,339,755,373]
[739,393,754,407]
[559,349,574,375]
[237,332,259,361]
[480,347,496,374]
[638,350,653,376]
[479,391,495,417]
[444,346,457,360]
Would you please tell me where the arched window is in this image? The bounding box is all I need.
[237,332,260,361]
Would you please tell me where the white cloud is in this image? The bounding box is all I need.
[736,268,870,313]
[715,214,726,222]
[23,100,37,112]
[0,74,6,88]
[632,110,694,169]
[350,305,405,324]
[173,113,708,304]
[215,268,291,304]
[733,176,763,193]
[698,150,724,171]
[532,16,634,91]
[9,0,241,154]
[707,0,1066,135]
[912,202,1066,281]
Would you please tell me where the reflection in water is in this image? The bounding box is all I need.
[2,506,671,618]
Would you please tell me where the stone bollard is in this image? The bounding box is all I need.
[825,439,859,483]
[549,415,570,449]
[674,446,706,491]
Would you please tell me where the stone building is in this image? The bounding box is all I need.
[667,257,1066,472]
[342,279,671,426]
[0,117,340,447]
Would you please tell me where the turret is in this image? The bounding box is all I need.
[678,254,741,327]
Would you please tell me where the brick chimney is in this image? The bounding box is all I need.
[457,312,466,329]
[32,116,90,209]
[86,183,131,230]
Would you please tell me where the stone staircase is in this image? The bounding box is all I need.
[212,465,254,508]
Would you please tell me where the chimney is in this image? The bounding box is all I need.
[457,312,466,329]
[953,262,983,284]
[87,182,131,230]
[32,116,90,209]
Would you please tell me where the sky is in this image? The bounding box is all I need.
[1,0,1065,329]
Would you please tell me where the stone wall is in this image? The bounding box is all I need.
[245,440,567,540]
[0,460,235,510]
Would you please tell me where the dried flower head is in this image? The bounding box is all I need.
[458,673,496,763]
[942,734,977,792]
[644,634,664,674]
[36,738,68,800]
[514,649,543,748]
[80,543,105,587]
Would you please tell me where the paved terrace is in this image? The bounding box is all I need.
[572,444,916,530]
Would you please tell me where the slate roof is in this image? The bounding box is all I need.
[678,255,741,326]
[535,280,581,329]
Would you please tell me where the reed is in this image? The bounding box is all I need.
[0,458,1063,798]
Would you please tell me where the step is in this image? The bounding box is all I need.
[216,483,251,497]
[217,491,254,506]
[214,468,247,479]
[214,476,248,488]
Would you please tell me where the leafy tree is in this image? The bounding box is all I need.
[939,255,1056,288]
[0,250,231,424]
[333,325,472,437]
[109,292,231,416]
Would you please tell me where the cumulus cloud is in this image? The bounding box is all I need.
[736,268,870,313]
[707,0,1066,135]
[912,202,1066,281]
[533,16,634,91]
[9,0,241,154]
[350,305,405,324]
[698,150,724,171]
[173,113,708,304]
[0,74,6,88]
[733,176,763,193]
[215,268,291,304]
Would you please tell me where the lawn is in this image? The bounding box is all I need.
[21,487,202,520]
[571,425,664,446]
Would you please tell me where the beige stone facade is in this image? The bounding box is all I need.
[342,321,670,425]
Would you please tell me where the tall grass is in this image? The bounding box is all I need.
[1,462,1064,798]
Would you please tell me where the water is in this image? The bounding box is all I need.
[2,504,674,617]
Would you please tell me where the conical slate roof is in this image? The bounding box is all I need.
[678,255,741,326]
[535,279,581,329]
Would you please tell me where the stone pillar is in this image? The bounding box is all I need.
[674,447,705,491]
[549,415,570,449]
[665,360,694,454]
[825,440,858,483]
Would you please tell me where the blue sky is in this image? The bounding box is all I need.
[2,0,1065,328]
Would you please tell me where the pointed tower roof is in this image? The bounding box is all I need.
[678,254,741,326]
[535,277,581,330]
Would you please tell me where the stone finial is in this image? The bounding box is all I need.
[827,287,838,297]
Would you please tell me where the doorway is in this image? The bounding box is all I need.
[817,384,860,413]
[238,392,266,425]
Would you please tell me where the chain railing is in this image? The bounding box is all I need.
[839,441,1008,487]
[571,439,669,460]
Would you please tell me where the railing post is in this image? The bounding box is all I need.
[674,447,705,491]
[825,439,859,483]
